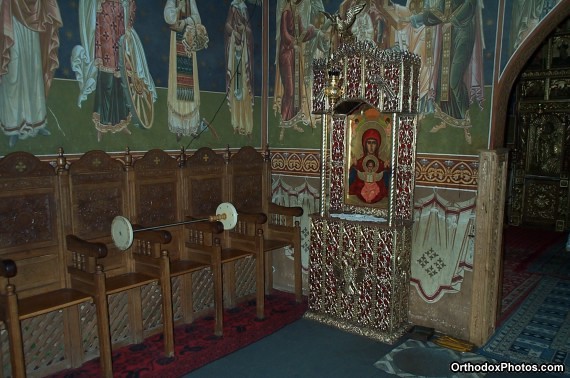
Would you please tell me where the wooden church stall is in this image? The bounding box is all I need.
[0,146,302,377]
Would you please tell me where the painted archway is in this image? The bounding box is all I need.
[471,0,570,345]
[491,0,570,148]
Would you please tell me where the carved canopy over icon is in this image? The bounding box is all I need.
[312,41,421,116]
[312,39,420,222]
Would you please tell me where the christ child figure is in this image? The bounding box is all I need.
[357,156,385,203]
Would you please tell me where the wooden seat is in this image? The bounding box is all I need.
[228,146,304,302]
[0,152,111,377]
[63,150,174,375]
[183,147,265,334]
[17,289,92,319]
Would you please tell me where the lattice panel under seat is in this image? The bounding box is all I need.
[109,291,131,345]
[192,268,214,313]
[172,275,183,321]
[235,257,256,299]
[22,311,66,376]
[80,301,99,359]
[142,282,163,334]
[1,323,10,378]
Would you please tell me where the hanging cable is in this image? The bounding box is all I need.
[184,3,259,149]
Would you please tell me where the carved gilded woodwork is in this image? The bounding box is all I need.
[312,41,421,115]
[524,179,560,222]
[520,79,545,99]
[549,77,570,99]
[527,114,564,176]
[308,39,419,342]
[508,23,570,231]
[509,107,570,229]
[307,216,412,342]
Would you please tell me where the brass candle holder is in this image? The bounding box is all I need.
[324,69,342,111]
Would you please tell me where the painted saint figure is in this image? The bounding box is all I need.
[164,0,208,141]
[509,0,557,54]
[300,0,329,130]
[409,0,485,145]
[274,0,321,142]
[0,0,62,148]
[349,128,389,204]
[224,0,255,137]
[72,0,156,141]
[394,0,436,117]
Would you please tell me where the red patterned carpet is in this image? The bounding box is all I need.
[499,226,567,323]
[48,291,307,378]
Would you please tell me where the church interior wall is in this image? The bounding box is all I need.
[1,0,566,341]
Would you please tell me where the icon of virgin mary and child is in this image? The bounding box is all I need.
[348,128,390,204]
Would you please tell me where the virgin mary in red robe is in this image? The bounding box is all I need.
[348,128,389,204]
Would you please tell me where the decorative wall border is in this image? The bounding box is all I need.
[270,149,321,177]
[32,149,479,190]
[269,150,479,190]
[415,154,479,190]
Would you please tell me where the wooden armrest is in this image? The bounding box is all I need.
[269,202,304,217]
[131,226,172,245]
[237,211,268,225]
[184,218,225,234]
[0,259,16,278]
[66,235,108,258]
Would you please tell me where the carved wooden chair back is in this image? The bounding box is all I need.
[131,149,183,258]
[0,152,106,376]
